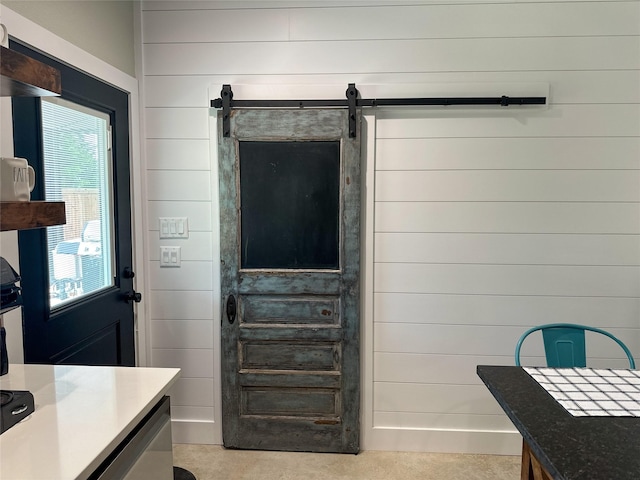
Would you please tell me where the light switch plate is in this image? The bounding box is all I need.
[159,246,181,267]
[159,217,189,239]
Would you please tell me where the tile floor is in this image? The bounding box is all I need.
[173,444,520,480]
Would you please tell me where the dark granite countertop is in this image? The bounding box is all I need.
[477,365,640,480]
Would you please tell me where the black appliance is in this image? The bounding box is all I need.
[0,390,34,434]
[0,257,34,435]
[0,257,22,315]
[1,256,22,376]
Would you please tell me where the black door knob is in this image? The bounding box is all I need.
[124,291,142,303]
[123,267,135,279]
[226,294,236,324]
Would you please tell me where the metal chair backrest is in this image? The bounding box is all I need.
[515,323,636,369]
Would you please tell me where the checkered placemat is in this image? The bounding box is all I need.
[524,367,640,417]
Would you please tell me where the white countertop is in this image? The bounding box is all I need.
[0,364,180,480]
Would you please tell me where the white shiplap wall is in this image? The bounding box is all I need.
[140,0,640,452]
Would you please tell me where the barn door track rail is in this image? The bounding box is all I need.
[211,83,547,138]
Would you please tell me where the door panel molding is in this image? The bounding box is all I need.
[241,295,340,325]
[232,109,345,139]
[49,322,120,365]
[238,274,341,294]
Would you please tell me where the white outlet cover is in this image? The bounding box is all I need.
[159,217,189,239]
[159,246,181,267]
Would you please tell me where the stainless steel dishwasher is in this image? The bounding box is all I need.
[91,395,174,480]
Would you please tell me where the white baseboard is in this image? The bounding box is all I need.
[363,428,522,455]
[170,422,521,455]
[171,420,221,445]
[170,416,522,454]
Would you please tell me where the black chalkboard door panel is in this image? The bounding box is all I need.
[239,140,340,269]
[218,109,361,453]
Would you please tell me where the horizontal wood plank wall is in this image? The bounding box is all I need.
[140,0,640,452]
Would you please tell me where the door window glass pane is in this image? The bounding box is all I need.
[239,141,340,269]
[41,98,114,307]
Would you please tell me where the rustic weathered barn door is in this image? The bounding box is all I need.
[218,108,361,453]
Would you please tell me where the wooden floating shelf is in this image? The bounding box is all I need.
[0,201,66,231]
[1,45,61,97]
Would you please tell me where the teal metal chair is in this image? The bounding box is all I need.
[515,323,635,368]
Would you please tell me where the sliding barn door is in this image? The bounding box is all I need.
[218,109,361,453]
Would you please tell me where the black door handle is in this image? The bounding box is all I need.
[226,294,236,324]
[124,291,142,303]
[123,267,135,279]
